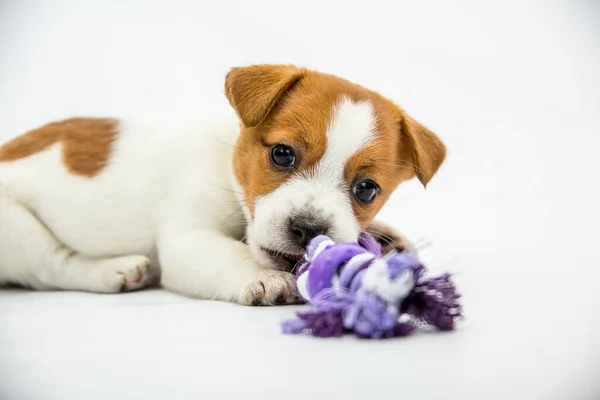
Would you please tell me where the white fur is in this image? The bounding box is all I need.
[0,97,377,304]
[248,97,377,265]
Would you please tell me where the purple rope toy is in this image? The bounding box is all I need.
[281,232,462,339]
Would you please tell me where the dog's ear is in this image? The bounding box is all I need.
[401,113,446,187]
[224,64,306,127]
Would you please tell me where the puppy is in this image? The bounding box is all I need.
[0,64,445,305]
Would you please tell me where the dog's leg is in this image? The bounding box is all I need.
[158,229,298,305]
[364,220,414,254]
[0,194,151,292]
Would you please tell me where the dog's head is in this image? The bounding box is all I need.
[226,64,445,270]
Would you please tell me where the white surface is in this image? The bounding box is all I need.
[1,1,599,399]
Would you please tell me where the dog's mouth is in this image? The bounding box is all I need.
[261,247,304,272]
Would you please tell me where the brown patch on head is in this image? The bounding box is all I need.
[344,99,446,227]
[225,64,445,223]
[0,118,119,177]
[225,65,306,128]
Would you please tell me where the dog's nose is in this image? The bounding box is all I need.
[290,217,328,248]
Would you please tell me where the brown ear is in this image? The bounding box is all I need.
[401,113,446,187]
[224,64,306,127]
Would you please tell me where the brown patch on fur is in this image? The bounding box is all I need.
[225,65,306,128]
[344,99,446,226]
[0,118,119,177]
[226,64,445,222]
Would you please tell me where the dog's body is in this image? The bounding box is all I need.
[0,65,445,305]
[0,111,246,296]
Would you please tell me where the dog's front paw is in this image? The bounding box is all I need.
[364,220,413,254]
[241,270,300,306]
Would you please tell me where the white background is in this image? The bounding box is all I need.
[1,1,599,399]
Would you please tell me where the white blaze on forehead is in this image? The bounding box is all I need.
[312,96,377,181]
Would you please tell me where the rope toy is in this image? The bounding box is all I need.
[281,232,462,339]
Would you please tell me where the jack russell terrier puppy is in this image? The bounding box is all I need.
[0,64,445,305]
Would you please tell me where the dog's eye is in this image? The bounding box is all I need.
[270,144,296,168]
[353,180,378,204]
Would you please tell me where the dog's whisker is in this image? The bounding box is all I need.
[220,203,248,227]
[215,139,247,153]
[375,235,395,247]
[210,209,245,217]
[365,229,395,242]
[290,259,302,275]
[220,221,248,229]
[364,229,395,247]
[366,234,394,248]
[208,182,243,195]
[236,135,250,146]
[208,182,258,197]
